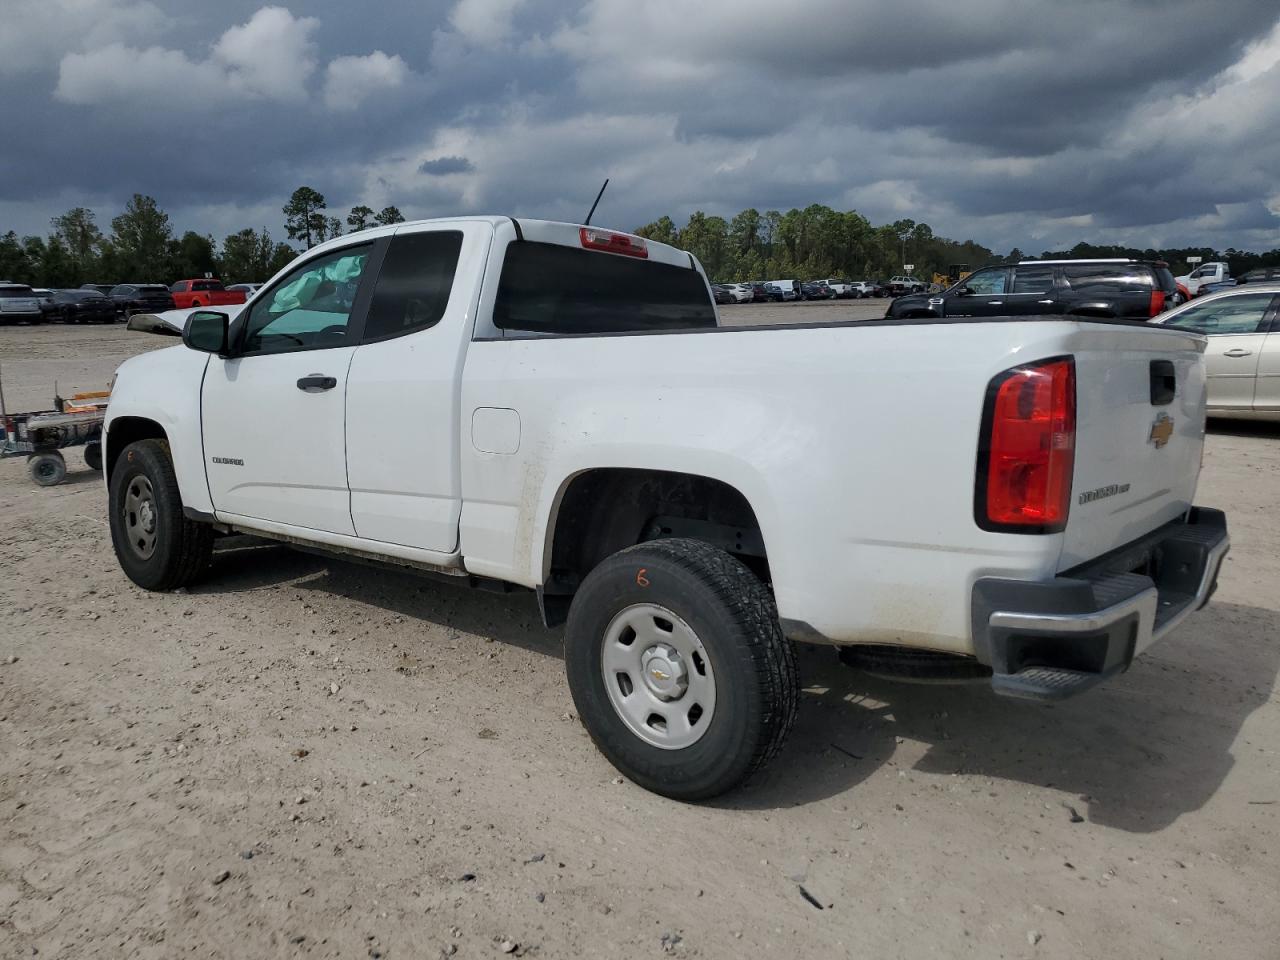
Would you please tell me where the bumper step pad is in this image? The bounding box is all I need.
[990,665,1107,701]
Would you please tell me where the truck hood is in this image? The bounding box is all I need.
[127,304,246,337]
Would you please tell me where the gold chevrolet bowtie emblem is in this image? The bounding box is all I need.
[650,668,670,681]
[1149,414,1174,449]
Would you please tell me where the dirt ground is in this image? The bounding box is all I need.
[1,319,1277,960]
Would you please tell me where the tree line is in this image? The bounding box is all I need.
[0,187,405,288]
[635,207,1280,282]
[634,207,996,283]
[5,191,1279,290]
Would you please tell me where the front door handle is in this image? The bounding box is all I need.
[1037,299,1054,304]
[1222,348,1253,358]
[987,301,1004,305]
[297,374,337,391]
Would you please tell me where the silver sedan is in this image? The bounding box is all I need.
[1152,283,1280,421]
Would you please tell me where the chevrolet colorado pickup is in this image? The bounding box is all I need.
[105,217,1229,800]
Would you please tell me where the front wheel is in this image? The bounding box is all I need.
[564,538,799,801]
[109,439,212,590]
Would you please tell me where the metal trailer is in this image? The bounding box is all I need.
[0,366,108,485]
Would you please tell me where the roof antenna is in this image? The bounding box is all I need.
[584,178,609,226]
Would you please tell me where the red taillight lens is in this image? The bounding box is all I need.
[1149,289,1166,316]
[579,227,648,258]
[978,357,1076,532]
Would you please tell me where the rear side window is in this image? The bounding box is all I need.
[494,242,716,335]
[170,281,185,292]
[1163,294,1275,334]
[363,231,463,342]
[1062,264,1148,293]
[1011,265,1054,293]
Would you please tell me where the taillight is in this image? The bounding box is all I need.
[579,227,648,258]
[976,357,1076,533]
[1149,289,1166,316]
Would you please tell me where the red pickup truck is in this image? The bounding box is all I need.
[168,279,248,310]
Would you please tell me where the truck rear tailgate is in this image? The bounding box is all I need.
[1059,324,1208,570]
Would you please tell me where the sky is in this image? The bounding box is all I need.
[3,0,1280,255]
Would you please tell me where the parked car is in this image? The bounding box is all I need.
[711,284,734,305]
[871,280,893,297]
[1236,267,1280,285]
[0,283,44,324]
[1176,261,1230,297]
[32,288,58,322]
[226,283,262,296]
[746,282,773,303]
[888,275,927,295]
[847,281,875,298]
[821,279,856,298]
[765,279,801,301]
[885,259,1176,321]
[80,283,116,296]
[105,216,1227,801]
[801,281,834,300]
[1152,283,1280,421]
[1199,279,1239,297]
[170,279,249,310]
[50,288,119,324]
[108,284,175,318]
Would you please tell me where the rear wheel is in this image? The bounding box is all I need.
[109,439,212,590]
[29,453,67,487]
[564,538,799,801]
[83,442,103,472]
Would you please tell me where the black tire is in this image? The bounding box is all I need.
[29,453,67,486]
[83,442,103,471]
[108,439,213,591]
[564,538,799,801]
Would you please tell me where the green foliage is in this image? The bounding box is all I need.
[635,205,997,283]
[50,207,102,277]
[346,204,375,231]
[283,186,327,248]
[110,194,172,280]
[374,205,405,226]
[167,231,217,280]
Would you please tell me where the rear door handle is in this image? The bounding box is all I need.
[1222,348,1253,358]
[297,374,337,391]
[987,301,1004,305]
[1036,299,1054,304]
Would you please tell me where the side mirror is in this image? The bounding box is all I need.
[184,310,230,354]
[956,285,974,296]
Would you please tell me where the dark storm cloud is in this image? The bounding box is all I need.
[0,0,1278,253]
[418,156,475,175]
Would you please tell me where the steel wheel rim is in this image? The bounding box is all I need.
[123,475,159,560]
[35,460,59,482]
[601,603,717,750]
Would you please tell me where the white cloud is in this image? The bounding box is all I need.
[55,43,228,107]
[323,51,409,111]
[449,0,524,46]
[0,0,167,75]
[213,6,319,102]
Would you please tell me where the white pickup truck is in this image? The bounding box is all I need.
[1178,261,1231,296]
[105,217,1229,800]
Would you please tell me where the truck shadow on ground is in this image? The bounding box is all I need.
[1207,418,1280,439]
[731,600,1279,830]
[200,543,1277,833]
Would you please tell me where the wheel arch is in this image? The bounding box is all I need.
[105,416,168,481]
[537,466,773,627]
